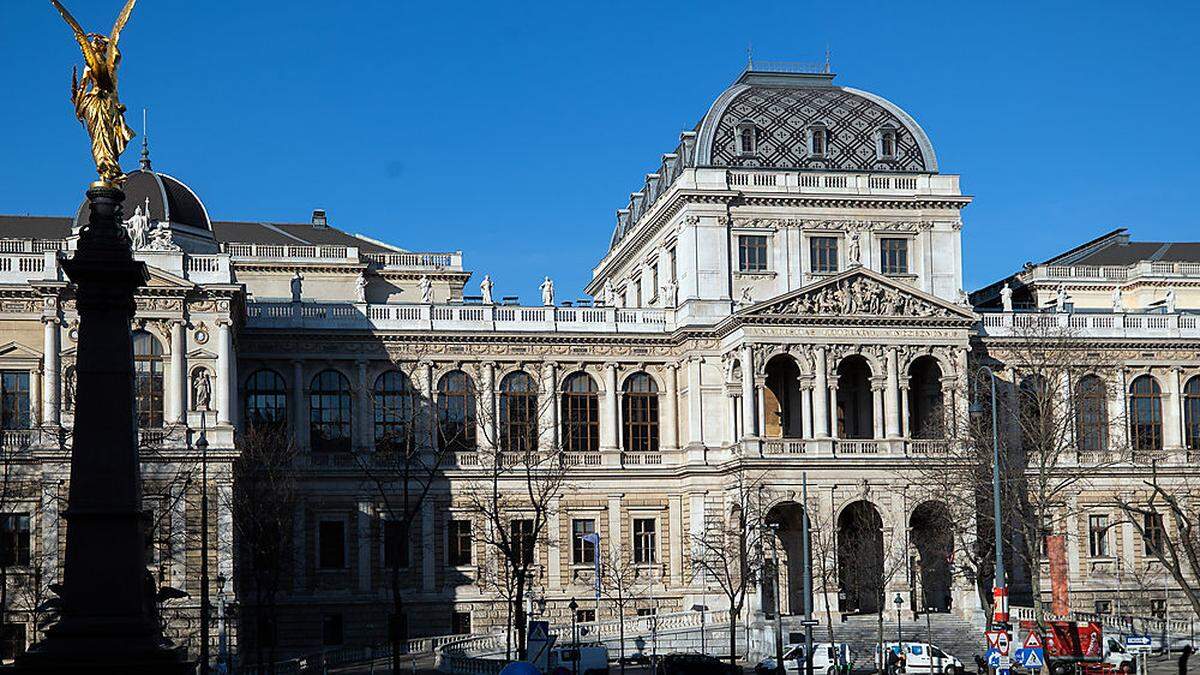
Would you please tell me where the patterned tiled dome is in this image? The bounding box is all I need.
[694,70,937,173]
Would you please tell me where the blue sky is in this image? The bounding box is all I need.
[4,1,1198,302]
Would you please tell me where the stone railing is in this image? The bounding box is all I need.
[1011,605,1198,644]
[978,310,1200,338]
[0,252,54,284]
[0,239,67,254]
[362,251,462,269]
[757,438,956,458]
[763,439,808,455]
[0,429,37,451]
[246,302,672,334]
[726,170,952,196]
[833,439,882,454]
[273,632,469,674]
[1026,260,1200,283]
[222,242,463,271]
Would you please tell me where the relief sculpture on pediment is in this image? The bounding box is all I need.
[770,275,955,319]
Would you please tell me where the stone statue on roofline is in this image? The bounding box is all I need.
[1111,285,1123,312]
[603,279,616,307]
[419,275,433,304]
[1165,288,1176,313]
[290,271,303,303]
[1000,282,1013,312]
[355,273,368,303]
[540,276,554,306]
[480,274,494,305]
[1055,285,1068,312]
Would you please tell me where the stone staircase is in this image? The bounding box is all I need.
[780,614,984,667]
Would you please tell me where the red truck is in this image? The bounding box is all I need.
[1017,620,1132,675]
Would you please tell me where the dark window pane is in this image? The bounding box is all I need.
[1075,376,1109,453]
[809,237,839,274]
[500,372,538,453]
[879,238,909,275]
[739,236,768,273]
[384,520,409,568]
[633,518,656,564]
[572,519,596,564]
[448,520,473,566]
[244,369,288,429]
[561,373,599,453]
[310,370,352,453]
[318,520,345,569]
[1129,376,1163,451]
[375,370,415,451]
[133,332,164,428]
[0,372,31,431]
[438,371,477,451]
[0,514,30,567]
[322,614,344,646]
[622,373,659,453]
[510,519,535,566]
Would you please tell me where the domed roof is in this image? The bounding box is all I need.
[693,69,938,172]
[73,167,211,230]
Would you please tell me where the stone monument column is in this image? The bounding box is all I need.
[169,320,186,424]
[216,320,233,425]
[41,317,60,428]
[17,186,190,672]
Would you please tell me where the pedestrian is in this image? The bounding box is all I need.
[974,654,987,675]
[1180,644,1194,675]
[886,647,899,675]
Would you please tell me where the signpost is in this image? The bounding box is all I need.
[1014,629,1046,673]
[528,620,554,672]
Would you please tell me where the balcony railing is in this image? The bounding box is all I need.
[246,302,672,334]
[978,310,1200,338]
[1026,260,1200,283]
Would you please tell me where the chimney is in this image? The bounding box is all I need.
[311,209,328,228]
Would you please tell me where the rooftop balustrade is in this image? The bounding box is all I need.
[1025,260,1200,283]
[245,301,672,334]
[978,309,1200,338]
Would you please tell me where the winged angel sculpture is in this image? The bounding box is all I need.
[50,0,139,186]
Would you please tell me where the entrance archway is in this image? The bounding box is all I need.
[765,502,808,615]
[837,500,883,613]
[764,356,804,438]
[910,501,953,612]
[836,356,873,439]
[908,357,944,439]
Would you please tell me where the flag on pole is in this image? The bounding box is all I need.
[583,533,602,602]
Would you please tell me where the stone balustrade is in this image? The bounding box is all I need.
[223,242,462,270]
[1025,260,1200,283]
[245,301,672,333]
[979,310,1200,338]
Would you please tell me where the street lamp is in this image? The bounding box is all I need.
[893,593,904,646]
[569,598,579,675]
[691,604,709,656]
[197,425,210,675]
[970,365,1008,627]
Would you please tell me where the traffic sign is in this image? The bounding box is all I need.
[987,650,1001,668]
[1023,631,1044,650]
[528,620,549,642]
[996,631,1011,656]
[1018,648,1045,670]
[799,619,820,627]
[1124,635,1153,654]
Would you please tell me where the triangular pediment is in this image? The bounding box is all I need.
[142,267,193,290]
[187,348,218,360]
[740,267,975,321]
[0,341,42,360]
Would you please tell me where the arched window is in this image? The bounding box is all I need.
[908,357,944,439]
[310,370,352,453]
[438,370,476,451]
[1129,375,1163,452]
[374,371,416,451]
[560,373,599,453]
[133,331,164,428]
[836,356,873,439]
[499,371,538,453]
[622,372,660,452]
[1185,377,1200,451]
[244,369,287,429]
[1074,375,1109,453]
[808,124,828,157]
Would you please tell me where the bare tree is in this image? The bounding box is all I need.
[355,368,453,675]
[687,469,766,667]
[461,368,568,661]
[597,545,657,674]
[230,424,297,673]
[1111,464,1200,617]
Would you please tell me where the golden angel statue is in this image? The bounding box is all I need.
[50,0,139,187]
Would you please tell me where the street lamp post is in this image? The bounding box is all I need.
[569,598,579,675]
[765,523,784,675]
[197,425,210,675]
[692,604,708,656]
[972,366,1008,627]
[893,593,904,646]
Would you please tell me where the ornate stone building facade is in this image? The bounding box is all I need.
[0,65,1193,663]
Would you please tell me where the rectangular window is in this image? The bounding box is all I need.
[650,264,659,298]
[0,623,25,662]
[1143,512,1165,555]
[637,607,657,617]
[1094,600,1112,614]
[1150,599,1166,620]
[634,279,642,307]
[318,520,346,570]
[0,513,30,567]
[451,611,472,635]
[632,518,657,564]
[448,519,473,566]
[879,238,909,275]
[511,519,535,566]
[0,372,30,431]
[809,237,839,274]
[669,248,677,283]
[383,520,409,569]
[572,519,596,565]
[322,614,344,646]
[738,236,768,272]
[257,615,277,648]
[576,608,596,623]
[1088,514,1110,558]
[809,127,827,156]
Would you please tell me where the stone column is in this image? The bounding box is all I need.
[216,320,233,426]
[1166,367,1183,450]
[662,364,679,452]
[686,357,703,446]
[356,361,370,451]
[548,496,562,590]
[828,383,839,438]
[1117,368,1130,448]
[801,381,814,438]
[542,362,558,451]
[29,368,40,427]
[900,385,911,438]
[668,495,683,586]
[40,479,60,587]
[885,348,900,438]
[41,317,60,427]
[607,495,623,557]
[688,492,706,588]
[169,321,186,424]
[601,363,619,453]
[479,362,496,451]
[422,360,439,452]
[871,380,885,439]
[292,360,308,449]
[740,346,756,439]
[813,348,829,438]
[422,501,435,592]
[357,501,372,592]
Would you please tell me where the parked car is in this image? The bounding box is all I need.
[876,642,964,675]
[1100,637,1136,674]
[656,652,740,674]
[756,642,853,675]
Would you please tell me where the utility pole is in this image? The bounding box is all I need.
[802,473,813,675]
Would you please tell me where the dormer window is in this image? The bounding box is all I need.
[877,124,898,160]
[808,124,828,158]
[735,122,758,156]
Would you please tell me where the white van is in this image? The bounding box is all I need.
[756,642,853,675]
[549,644,609,675]
[876,642,964,675]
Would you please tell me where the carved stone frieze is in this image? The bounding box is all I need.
[764,274,957,319]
